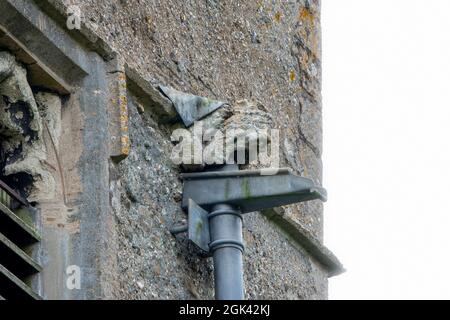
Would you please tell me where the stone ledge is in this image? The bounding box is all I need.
[33,0,117,61]
[124,64,178,122]
[0,24,73,95]
[262,207,344,277]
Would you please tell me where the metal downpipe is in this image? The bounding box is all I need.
[209,203,244,300]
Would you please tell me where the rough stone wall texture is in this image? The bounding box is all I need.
[59,0,326,299]
[110,91,327,300]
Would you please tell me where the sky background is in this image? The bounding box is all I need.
[322,0,450,299]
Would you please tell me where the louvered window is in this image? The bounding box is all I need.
[0,180,42,300]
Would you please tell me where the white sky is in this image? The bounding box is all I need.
[322,0,450,299]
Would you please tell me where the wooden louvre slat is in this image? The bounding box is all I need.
[0,180,28,207]
[0,202,40,246]
[0,232,42,278]
[0,264,41,300]
[0,180,42,300]
[0,188,12,208]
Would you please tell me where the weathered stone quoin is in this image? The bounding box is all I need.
[0,0,342,300]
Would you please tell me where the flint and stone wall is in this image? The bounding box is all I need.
[71,0,325,239]
[0,0,341,299]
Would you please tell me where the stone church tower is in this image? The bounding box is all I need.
[0,0,342,300]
